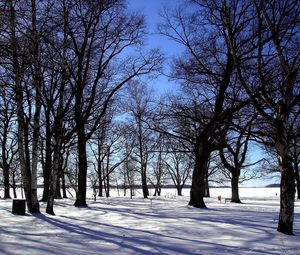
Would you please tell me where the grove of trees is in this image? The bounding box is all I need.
[0,0,299,236]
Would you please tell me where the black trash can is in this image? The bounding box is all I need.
[12,199,26,215]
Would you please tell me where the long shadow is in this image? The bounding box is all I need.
[34,213,197,255]
[1,197,297,255]
[33,212,283,255]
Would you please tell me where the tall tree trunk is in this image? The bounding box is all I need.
[61,171,67,199]
[295,162,300,200]
[30,0,42,213]
[3,163,11,199]
[12,170,17,198]
[97,141,103,197]
[277,153,295,235]
[138,119,148,198]
[189,140,209,208]
[1,123,11,199]
[293,144,300,199]
[204,172,210,197]
[123,166,127,197]
[8,0,40,213]
[231,173,241,203]
[276,118,296,235]
[74,124,88,207]
[41,111,52,202]
[141,165,149,198]
[46,143,61,215]
[105,149,110,198]
[46,99,64,214]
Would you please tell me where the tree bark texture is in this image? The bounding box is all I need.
[231,174,241,203]
[41,110,52,202]
[3,164,11,199]
[74,124,88,207]
[277,154,295,235]
[189,140,209,208]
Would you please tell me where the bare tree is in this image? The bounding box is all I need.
[123,81,158,198]
[221,0,300,235]
[165,148,192,196]
[159,2,248,207]
[55,0,162,207]
[149,134,169,197]
[0,85,18,199]
[4,0,46,213]
[219,112,261,203]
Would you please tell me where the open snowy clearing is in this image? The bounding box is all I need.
[0,189,299,255]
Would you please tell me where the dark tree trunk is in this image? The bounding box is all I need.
[204,173,210,197]
[74,124,88,207]
[141,167,149,198]
[8,0,39,213]
[105,149,110,198]
[294,155,300,200]
[55,177,62,199]
[3,164,11,199]
[138,117,149,199]
[41,114,51,202]
[98,179,103,197]
[98,151,103,197]
[277,154,295,235]
[130,185,134,199]
[106,174,110,198]
[1,125,11,199]
[177,185,182,196]
[231,173,241,203]
[23,116,40,213]
[154,186,161,196]
[189,140,209,208]
[61,171,67,199]
[12,171,17,198]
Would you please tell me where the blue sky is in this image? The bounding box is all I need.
[127,0,182,51]
[127,0,184,94]
[126,0,279,187]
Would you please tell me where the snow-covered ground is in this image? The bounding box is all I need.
[0,188,299,255]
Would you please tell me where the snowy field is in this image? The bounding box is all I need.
[0,188,299,255]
